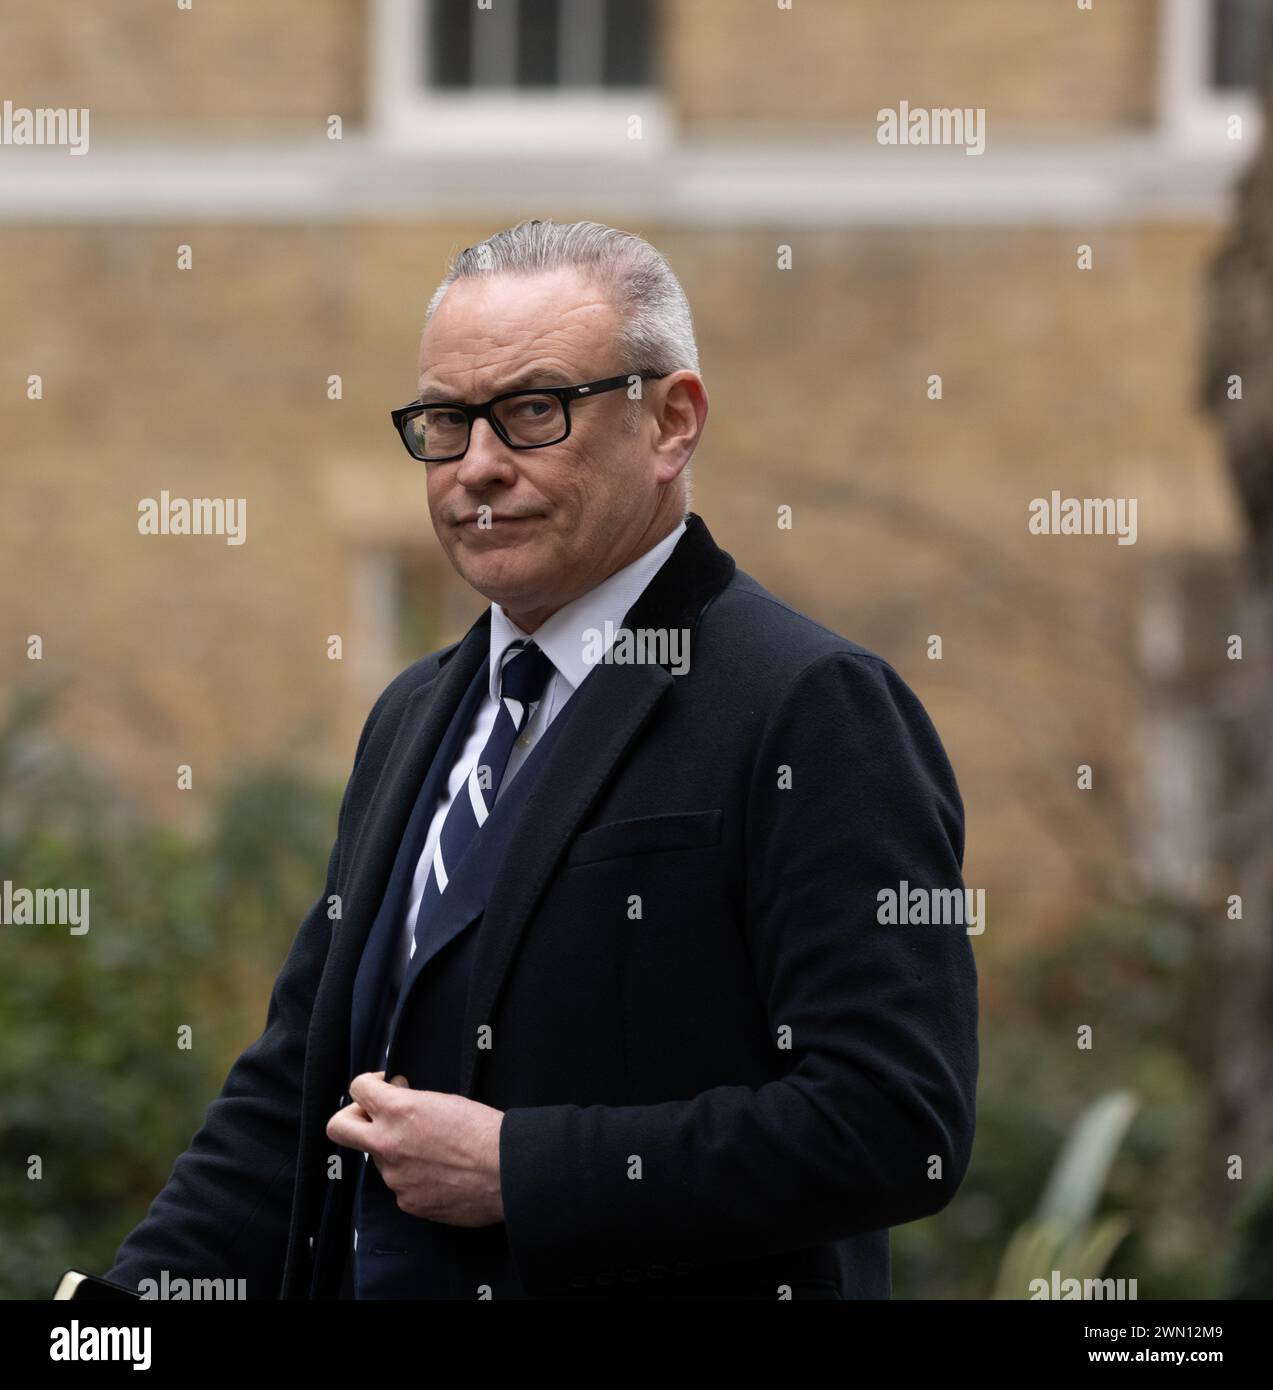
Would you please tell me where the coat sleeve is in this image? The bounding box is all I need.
[498,650,979,1296]
[102,689,391,1298]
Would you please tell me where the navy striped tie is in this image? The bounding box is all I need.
[406,639,555,972]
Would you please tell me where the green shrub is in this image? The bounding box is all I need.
[0,686,336,1298]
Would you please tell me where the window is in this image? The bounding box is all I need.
[370,0,670,153]
[427,0,655,89]
[1160,0,1265,151]
[349,542,484,698]
[1213,0,1266,88]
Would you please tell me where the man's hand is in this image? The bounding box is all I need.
[326,1072,505,1226]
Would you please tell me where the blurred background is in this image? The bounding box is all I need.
[2,0,1272,1299]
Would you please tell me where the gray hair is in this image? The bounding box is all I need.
[423,219,699,513]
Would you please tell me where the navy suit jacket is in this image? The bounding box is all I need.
[105,510,978,1300]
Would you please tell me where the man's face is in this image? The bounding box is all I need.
[417,268,683,631]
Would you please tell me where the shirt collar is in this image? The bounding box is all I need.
[488,517,688,701]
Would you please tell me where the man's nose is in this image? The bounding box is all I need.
[455,416,516,486]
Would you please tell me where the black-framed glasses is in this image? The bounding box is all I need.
[390,371,669,462]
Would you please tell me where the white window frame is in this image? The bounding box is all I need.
[368,0,672,155]
[1159,0,1262,154]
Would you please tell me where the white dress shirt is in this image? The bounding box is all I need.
[387,517,688,999]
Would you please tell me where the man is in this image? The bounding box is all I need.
[105,218,978,1300]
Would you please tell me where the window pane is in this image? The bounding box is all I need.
[518,0,559,86]
[1212,0,1266,88]
[557,0,602,87]
[429,0,473,87]
[603,0,655,86]
[471,1,518,87]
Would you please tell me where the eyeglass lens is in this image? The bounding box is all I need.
[406,393,567,459]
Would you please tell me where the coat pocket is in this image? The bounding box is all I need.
[564,808,723,868]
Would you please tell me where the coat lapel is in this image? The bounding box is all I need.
[347,653,491,1077]
[306,611,492,1105]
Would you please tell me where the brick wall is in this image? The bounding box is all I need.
[0,219,1237,924]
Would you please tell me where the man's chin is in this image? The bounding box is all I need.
[451,557,541,608]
